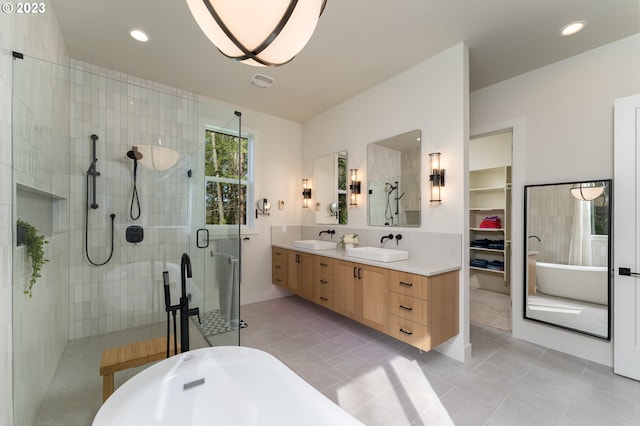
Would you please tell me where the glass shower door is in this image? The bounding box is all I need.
[188,110,242,347]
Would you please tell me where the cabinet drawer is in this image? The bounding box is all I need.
[388,314,431,351]
[315,272,335,292]
[388,292,428,324]
[272,247,288,259]
[315,285,335,310]
[388,270,428,300]
[315,256,335,274]
[272,268,287,287]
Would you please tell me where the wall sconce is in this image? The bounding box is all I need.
[302,179,312,208]
[570,181,604,201]
[349,169,361,206]
[429,152,445,203]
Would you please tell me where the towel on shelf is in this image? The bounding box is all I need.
[479,216,502,229]
[470,258,489,268]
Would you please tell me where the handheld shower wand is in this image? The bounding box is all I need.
[127,146,143,220]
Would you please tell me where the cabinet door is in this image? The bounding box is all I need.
[287,252,299,292]
[335,260,358,319]
[298,253,315,300]
[359,265,388,332]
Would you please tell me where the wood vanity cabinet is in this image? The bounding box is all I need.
[272,246,459,352]
[314,256,335,309]
[388,270,459,351]
[335,260,388,333]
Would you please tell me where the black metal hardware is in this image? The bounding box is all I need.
[399,305,413,311]
[320,262,328,267]
[357,267,362,279]
[320,279,328,284]
[196,228,209,248]
[399,281,413,287]
[619,267,640,276]
[399,328,413,335]
[320,297,328,301]
[353,266,357,278]
[12,51,24,59]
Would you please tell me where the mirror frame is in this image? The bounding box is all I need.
[367,129,422,227]
[523,179,612,340]
[314,151,348,225]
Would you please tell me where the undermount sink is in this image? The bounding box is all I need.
[346,246,409,262]
[294,240,338,250]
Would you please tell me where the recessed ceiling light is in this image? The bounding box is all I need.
[129,29,149,42]
[559,20,587,37]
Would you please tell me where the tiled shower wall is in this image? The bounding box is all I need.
[68,60,201,339]
[527,185,608,266]
[12,55,70,426]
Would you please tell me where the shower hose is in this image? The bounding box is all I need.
[85,173,115,266]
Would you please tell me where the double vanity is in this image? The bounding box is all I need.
[271,241,460,352]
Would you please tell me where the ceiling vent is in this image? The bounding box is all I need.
[249,74,275,89]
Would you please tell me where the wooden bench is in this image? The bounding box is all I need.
[99,336,179,402]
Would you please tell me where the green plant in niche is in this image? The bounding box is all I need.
[17,219,49,298]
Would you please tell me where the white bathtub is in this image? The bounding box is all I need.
[535,262,608,305]
[93,346,362,426]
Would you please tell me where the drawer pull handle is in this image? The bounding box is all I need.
[275,279,282,283]
[275,266,281,269]
[399,328,413,336]
[320,263,328,267]
[320,296,328,301]
[399,304,413,311]
[399,281,413,287]
[320,279,328,284]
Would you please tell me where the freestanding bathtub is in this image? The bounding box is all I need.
[535,262,609,305]
[93,346,363,425]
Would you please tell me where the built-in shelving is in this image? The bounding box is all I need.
[469,166,511,285]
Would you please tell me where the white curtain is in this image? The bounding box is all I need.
[568,199,592,266]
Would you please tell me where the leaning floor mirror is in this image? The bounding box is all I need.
[524,179,612,339]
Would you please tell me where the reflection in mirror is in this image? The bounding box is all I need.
[314,151,348,224]
[367,130,421,227]
[524,180,611,339]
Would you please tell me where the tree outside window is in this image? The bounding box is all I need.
[205,129,249,226]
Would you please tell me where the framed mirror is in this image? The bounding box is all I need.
[524,179,611,339]
[314,151,348,224]
[367,130,421,227]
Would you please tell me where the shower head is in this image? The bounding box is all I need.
[127,146,143,160]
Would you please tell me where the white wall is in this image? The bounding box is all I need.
[0,1,69,424]
[471,33,640,366]
[302,44,470,361]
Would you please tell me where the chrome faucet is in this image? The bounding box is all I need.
[380,233,394,244]
[180,253,200,353]
[319,229,335,238]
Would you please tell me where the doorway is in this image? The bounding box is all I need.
[469,130,513,331]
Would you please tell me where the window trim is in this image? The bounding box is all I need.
[203,125,254,231]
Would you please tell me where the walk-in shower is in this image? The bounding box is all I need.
[11,53,242,424]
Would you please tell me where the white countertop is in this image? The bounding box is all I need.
[273,243,461,277]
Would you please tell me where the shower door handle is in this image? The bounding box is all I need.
[196,228,209,249]
[619,267,640,277]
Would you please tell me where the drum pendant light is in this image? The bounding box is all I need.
[186,0,327,67]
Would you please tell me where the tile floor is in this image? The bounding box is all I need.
[36,295,639,426]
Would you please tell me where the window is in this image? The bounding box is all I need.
[204,128,253,227]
